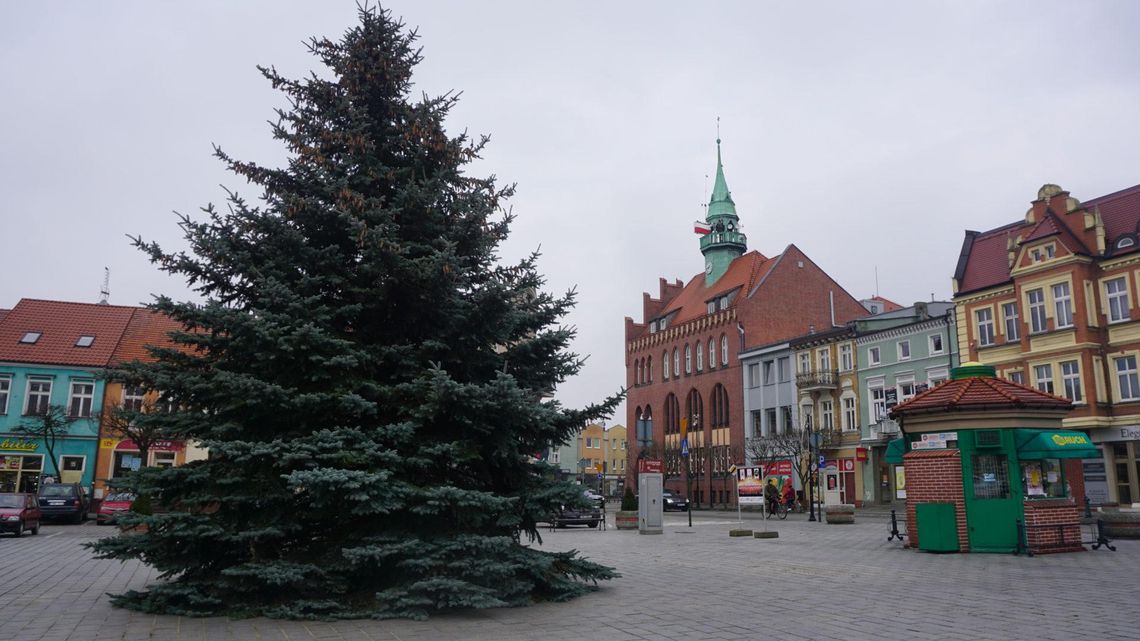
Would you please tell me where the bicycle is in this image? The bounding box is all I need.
[765,499,788,520]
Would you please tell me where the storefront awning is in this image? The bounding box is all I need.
[885,438,907,464]
[1014,429,1099,460]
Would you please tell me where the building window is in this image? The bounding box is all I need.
[1034,364,1054,395]
[68,380,95,418]
[19,332,41,344]
[869,384,886,422]
[685,344,692,374]
[763,360,775,385]
[696,342,704,371]
[927,368,949,386]
[1008,370,1025,386]
[708,339,716,370]
[868,346,881,366]
[763,408,777,437]
[1116,356,1140,401]
[1003,302,1020,341]
[153,451,176,468]
[929,334,943,354]
[707,301,716,315]
[75,335,95,348]
[0,375,10,414]
[781,405,793,434]
[1106,277,1130,323]
[818,348,831,372]
[748,363,760,388]
[1028,288,1047,333]
[897,377,916,403]
[673,348,680,377]
[842,396,856,431]
[663,351,669,379]
[798,352,811,373]
[1060,360,1082,403]
[839,344,853,371]
[61,455,85,473]
[1052,283,1073,329]
[636,360,643,385]
[720,334,728,366]
[25,378,52,415]
[719,296,729,311]
[777,357,789,382]
[646,356,652,383]
[976,308,995,346]
[898,340,911,361]
[820,400,833,430]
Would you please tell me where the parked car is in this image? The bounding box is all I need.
[37,483,90,524]
[0,492,42,536]
[96,492,137,525]
[662,489,689,512]
[583,489,605,508]
[553,490,603,528]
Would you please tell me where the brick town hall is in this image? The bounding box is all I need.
[623,139,870,506]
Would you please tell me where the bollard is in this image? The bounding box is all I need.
[887,509,905,542]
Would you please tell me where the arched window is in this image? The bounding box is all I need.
[708,338,716,369]
[720,334,729,366]
[686,389,704,434]
[646,355,653,383]
[663,351,670,379]
[685,344,692,374]
[636,359,643,385]
[710,383,729,428]
[664,393,679,435]
[673,348,680,376]
[696,342,704,371]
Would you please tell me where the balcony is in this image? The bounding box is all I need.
[866,419,900,442]
[796,369,839,391]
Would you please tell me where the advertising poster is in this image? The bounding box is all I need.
[894,466,907,499]
[736,466,764,504]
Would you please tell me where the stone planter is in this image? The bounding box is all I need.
[729,529,753,537]
[615,510,639,530]
[824,504,855,524]
[1098,511,1140,539]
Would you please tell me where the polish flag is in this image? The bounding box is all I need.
[694,220,712,235]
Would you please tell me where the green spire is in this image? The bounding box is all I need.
[700,135,747,286]
[708,138,736,218]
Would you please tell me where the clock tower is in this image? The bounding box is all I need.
[700,138,747,286]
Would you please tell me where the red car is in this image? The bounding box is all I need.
[96,492,136,525]
[0,492,42,536]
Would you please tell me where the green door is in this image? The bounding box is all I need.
[962,450,1021,552]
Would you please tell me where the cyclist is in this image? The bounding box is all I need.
[781,479,796,511]
[764,479,780,516]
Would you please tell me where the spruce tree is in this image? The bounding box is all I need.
[89,4,620,620]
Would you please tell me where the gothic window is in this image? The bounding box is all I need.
[720,334,729,366]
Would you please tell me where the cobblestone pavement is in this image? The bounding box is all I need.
[1,510,1136,641]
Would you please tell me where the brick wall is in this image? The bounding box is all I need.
[903,450,969,551]
[1023,499,1083,554]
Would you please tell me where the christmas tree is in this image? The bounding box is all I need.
[89,4,620,620]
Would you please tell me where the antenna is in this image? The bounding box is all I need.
[99,267,110,305]
[874,266,879,297]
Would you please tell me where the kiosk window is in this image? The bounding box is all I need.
[972,454,1010,499]
[1021,459,1065,498]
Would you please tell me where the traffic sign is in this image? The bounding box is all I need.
[819,455,826,467]
[681,437,689,457]
[597,473,603,480]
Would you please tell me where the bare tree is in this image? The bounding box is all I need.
[99,397,173,474]
[746,425,842,504]
[16,405,81,481]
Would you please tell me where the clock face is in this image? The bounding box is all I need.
[705,261,713,275]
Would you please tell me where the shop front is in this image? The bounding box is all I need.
[0,435,97,494]
[1088,426,1140,507]
[890,363,1098,554]
[94,438,187,496]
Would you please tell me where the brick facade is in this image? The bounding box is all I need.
[903,450,969,551]
[1023,499,1083,554]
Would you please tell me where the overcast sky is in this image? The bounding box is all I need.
[2,1,1139,425]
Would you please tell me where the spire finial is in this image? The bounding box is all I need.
[716,115,721,145]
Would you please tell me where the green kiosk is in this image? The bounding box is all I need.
[887,363,1098,554]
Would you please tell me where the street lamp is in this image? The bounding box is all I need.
[806,414,817,522]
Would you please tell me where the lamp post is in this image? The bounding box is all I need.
[806,414,817,522]
[682,416,693,528]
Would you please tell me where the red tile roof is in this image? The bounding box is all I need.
[890,375,1072,417]
[957,184,1140,295]
[868,295,903,312]
[111,309,190,364]
[649,250,775,330]
[0,299,136,368]
[0,309,8,324]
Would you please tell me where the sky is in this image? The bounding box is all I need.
[2,1,1139,425]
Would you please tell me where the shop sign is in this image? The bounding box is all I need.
[1090,427,1140,442]
[638,459,662,474]
[0,438,38,452]
[762,460,794,477]
[100,439,117,449]
[912,432,957,450]
[855,447,868,462]
[114,439,184,452]
[1050,433,1091,447]
[839,459,855,472]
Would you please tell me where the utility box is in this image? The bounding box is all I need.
[638,470,663,535]
[916,503,959,552]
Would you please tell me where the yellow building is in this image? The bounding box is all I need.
[576,423,627,496]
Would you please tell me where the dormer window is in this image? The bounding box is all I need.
[1117,237,1136,250]
[719,296,729,311]
[19,332,41,344]
[1031,244,1056,263]
[658,318,667,331]
[75,336,95,347]
[707,302,716,315]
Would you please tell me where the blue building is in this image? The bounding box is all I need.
[0,299,134,495]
